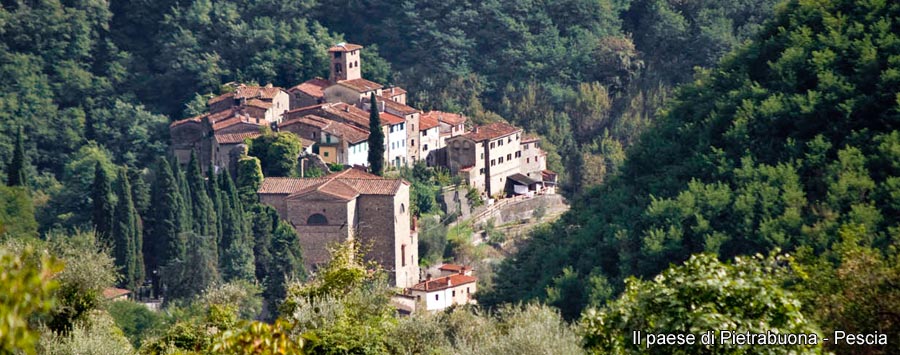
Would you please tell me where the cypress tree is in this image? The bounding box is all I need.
[131,169,151,217]
[236,156,264,206]
[207,166,224,250]
[113,168,139,290]
[265,221,305,304]
[220,171,255,281]
[7,126,27,187]
[187,151,217,261]
[171,157,193,229]
[367,93,385,176]
[146,157,187,296]
[91,162,114,245]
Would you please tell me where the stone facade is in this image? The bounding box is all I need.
[446,122,523,197]
[257,169,419,288]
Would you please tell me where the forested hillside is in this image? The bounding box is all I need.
[484,0,900,350]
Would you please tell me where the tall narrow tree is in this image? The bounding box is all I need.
[7,126,27,187]
[265,221,305,305]
[113,168,140,290]
[207,166,224,250]
[367,93,385,176]
[220,171,254,281]
[91,162,114,245]
[171,157,193,228]
[187,151,217,263]
[145,157,187,296]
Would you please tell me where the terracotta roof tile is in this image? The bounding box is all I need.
[328,43,363,52]
[379,111,405,125]
[214,131,261,144]
[245,98,273,109]
[102,287,131,299]
[438,264,471,272]
[380,86,407,98]
[380,97,419,115]
[258,168,405,199]
[212,113,265,131]
[521,134,540,143]
[170,114,205,128]
[425,111,466,126]
[419,114,439,130]
[207,92,235,106]
[289,77,330,98]
[461,122,521,142]
[323,120,370,144]
[410,274,477,292]
[339,78,383,92]
[280,114,332,129]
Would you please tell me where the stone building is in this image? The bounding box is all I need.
[279,115,370,167]
[208,84,290,123]
[257,169,419,288]
[446,122,523,197]
[170,108,267,172]
[407,270,477,312]
[418,113,442,166]
[288,77,329,108]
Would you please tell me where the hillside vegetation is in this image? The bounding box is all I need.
[484,0,900,341]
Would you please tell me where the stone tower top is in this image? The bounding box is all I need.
[328,43,363,83]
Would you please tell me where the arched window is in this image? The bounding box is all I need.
[307,213,328,225]
[400,203,406,214]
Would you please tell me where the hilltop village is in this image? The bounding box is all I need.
[169,43,556,310]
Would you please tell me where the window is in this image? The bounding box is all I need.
[334,52,341,58]
[507,153,512,161]
[307,213,328,225]
[527,158,530,163]
[354,60,358,67]
[467,287,470,293]
[423,144,429,151]
[479,168,484,175]
[515,151,521,158]
[490,142,495,149]
[498,140,504,146]
[508,137,512,143]
[452,290,456,297]
[524,144,529,150]
[480,153,484,159]
[435,294,439,301]
[491,159,496,166]
[400,203,406,214]
[411,139,415,146]
[401,245,406,267]
[499,157,504,163]
[326,134,332,143]
[412,124,415,131]
[324,151,329,157]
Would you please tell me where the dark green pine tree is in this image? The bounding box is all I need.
[162,232,220,301]
[206,166,224,253]
[265,221,305,304]
[171,157,193,229]
[91,162,114,245]
[145,157,187,296]
[220,171,255,281]
[131,170,151,217]
[367,93,385,176]
[187,151,217,261]
[113,168,140,290]
[250,204,277,283]
[7,126,27,187]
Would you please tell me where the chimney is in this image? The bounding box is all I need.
[344,105,350,112]
[380,101,385,112]
[474,126,479,134]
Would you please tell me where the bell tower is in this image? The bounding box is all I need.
[328,43,362,83]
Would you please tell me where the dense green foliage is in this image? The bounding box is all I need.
[112,168,144,291]
[485,0,900,337]
[91,162,114,245]
[248,130,305,177]
[581,254,824,354]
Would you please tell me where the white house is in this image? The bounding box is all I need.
[408,272,477,312]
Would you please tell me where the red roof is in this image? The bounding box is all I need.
[379,97,419,116]
[212,113,265,131]
[381,86,407,98]
[425,111,466,126]
[289,77,330,98]
[102,287,131,299]
[410,274,477,292]
[170,114,205,128]
[521,134,540,144]
[245,98,272,109]
[258,169,406,197]
[207,92,235,106]
[438,264,471,272]
[419,114,439,130]
[214,131,261,144]
[339,78,383,92]
[328,43,363,52]
[461,122,521,142]
[323,120,370,144]
[379,111,406,125]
